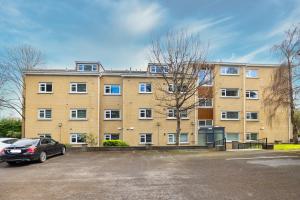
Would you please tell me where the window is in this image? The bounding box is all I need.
[221,111,239,120]
[226,133,240,142]
[199,98,213,107]
[199,69,213,86]
[246,112,258,121]
[78,64,98,72]
[246,69,258,78]
[246,90,259,99]
[167,109,188,119]
[70,133,86,144]
[104,110,121,120]
[139,83,152,93]
[221,89,239,97]
[140,133,152,144]
[70,109,87,120]
[104,134,120,140]
[39,82,52,93]
[167,84,187,93]
[38,109,52,120]
[167,133,189,144]
[139,108,152,119]
[198,119,213,127]
[104,84,121,95]
[38,133,51,138]
[150,65,168,73]
[246,133,258,141]
[70,83,87,93]
[168,84,175,93]
[220,66,239,75]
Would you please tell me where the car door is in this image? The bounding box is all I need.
[50,139,61,155]
[40,138,54,155]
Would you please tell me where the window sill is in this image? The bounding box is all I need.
[138,92,153,94]
[246,120,259,122]
[246,98,259,100]
[69,92,88,94]
[104,119,122,121]
[198,106,213,108]
[220,74,240,76]
[69,119,88,121]
[104,94,121,96]
[139,118,153,120]
[37,92,53,94]
[139,143,153,145]
[246,77,259,79]
[37,119,52,121]
[166,118,189,120]
[220,96,240,99]
[221,119,240,121]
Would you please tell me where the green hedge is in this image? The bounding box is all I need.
[103,140,129,147]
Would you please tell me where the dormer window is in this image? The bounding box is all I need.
[149,65,169,74]
[77,64,98,72]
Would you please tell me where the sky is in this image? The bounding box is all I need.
[0,0,300,70]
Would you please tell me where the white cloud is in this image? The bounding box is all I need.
[226,45,272,63]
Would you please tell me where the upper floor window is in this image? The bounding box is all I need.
[150,65,168,73]
[78,64,98,72]
[246,69,258,78]
[198,119,213,127]
[70,83,87,93]
[168,84,187,93]
[221,88,239,97]
[139,83,152,93]
[104,84,121,95]
[39,82,52,93]
[139,108,152,119]
[220,66,239,75]
[38,109,52,120]
[246,133,258,141]
[199,98,213,108]
[199,69,213,86]
[246,112,258,121]
[104,110,121,120]
[70,109,87,120]
[221,111,239,120]
[167,109,188,119]
[246,90,259,99]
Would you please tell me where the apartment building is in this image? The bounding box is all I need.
[24,61,291,146]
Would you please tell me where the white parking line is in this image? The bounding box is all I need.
[226,156,299,161]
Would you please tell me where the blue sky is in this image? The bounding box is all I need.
[0,0,300,70]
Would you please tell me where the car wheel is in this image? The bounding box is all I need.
[61,147,66,155]
[39,151,47,163]
[6,161,17,165]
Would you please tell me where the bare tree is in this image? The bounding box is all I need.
[0,44,44,137]
[150,31,212,145]
[264,24,300,144]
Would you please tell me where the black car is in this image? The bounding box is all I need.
[1,138,66,165]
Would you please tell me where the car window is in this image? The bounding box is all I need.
[41,138,51,145]
[4,139,18,144]
[50,139,57,144]
[12,139,39,146]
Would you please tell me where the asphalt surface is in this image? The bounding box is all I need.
[0,150,300,200]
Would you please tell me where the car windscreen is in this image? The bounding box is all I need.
[1,139,17,144]
[12,139,39,147]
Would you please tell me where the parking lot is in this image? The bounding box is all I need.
[0,150,300,200]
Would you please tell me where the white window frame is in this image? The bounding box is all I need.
[70,109,87,120]
[104,84,121,95]
[221,111,240,120]
[77,64,98,72]
[246,90,259,99]
[245,133,258,141]
[199,98,213,108]
[246,69,258,78]
[104,110,121,120]
[220,66,239,75]
[104,133,120,140]
[38,109,52,120]
[70,82,87,93]
[70,133,86,144]
[139,83,152,93]
[38,82,53,93]
[167,109,188,119]
[246,112,259,121]
[140,133,152,144]
[198,119,213,128]
[150,65,169,74]
[221,88,239,98]
[139,108,153,119]
[226,133,240,142]
[167,133,189,144]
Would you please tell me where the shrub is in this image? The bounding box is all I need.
[103,140,129,147]
[85,133,98,147]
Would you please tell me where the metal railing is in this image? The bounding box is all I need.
[238,138,268,149]
[213,138,227,151]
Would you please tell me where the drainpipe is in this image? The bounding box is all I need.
[243,65,246,142]
[97,76,100,147]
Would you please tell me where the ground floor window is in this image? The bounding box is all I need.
[246,133,258,141]
[140,133,152,144]
[104,133,120,140]
[167,133,189,144]
[226,133,240,142]
[38,133,51,139]
[70,133,86,144]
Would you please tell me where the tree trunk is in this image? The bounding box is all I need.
[176,110,181,146]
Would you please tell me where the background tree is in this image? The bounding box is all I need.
[0,44,44,137]
[150,31,212,145]
[0,118,22,138]
[264,24,300,143]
